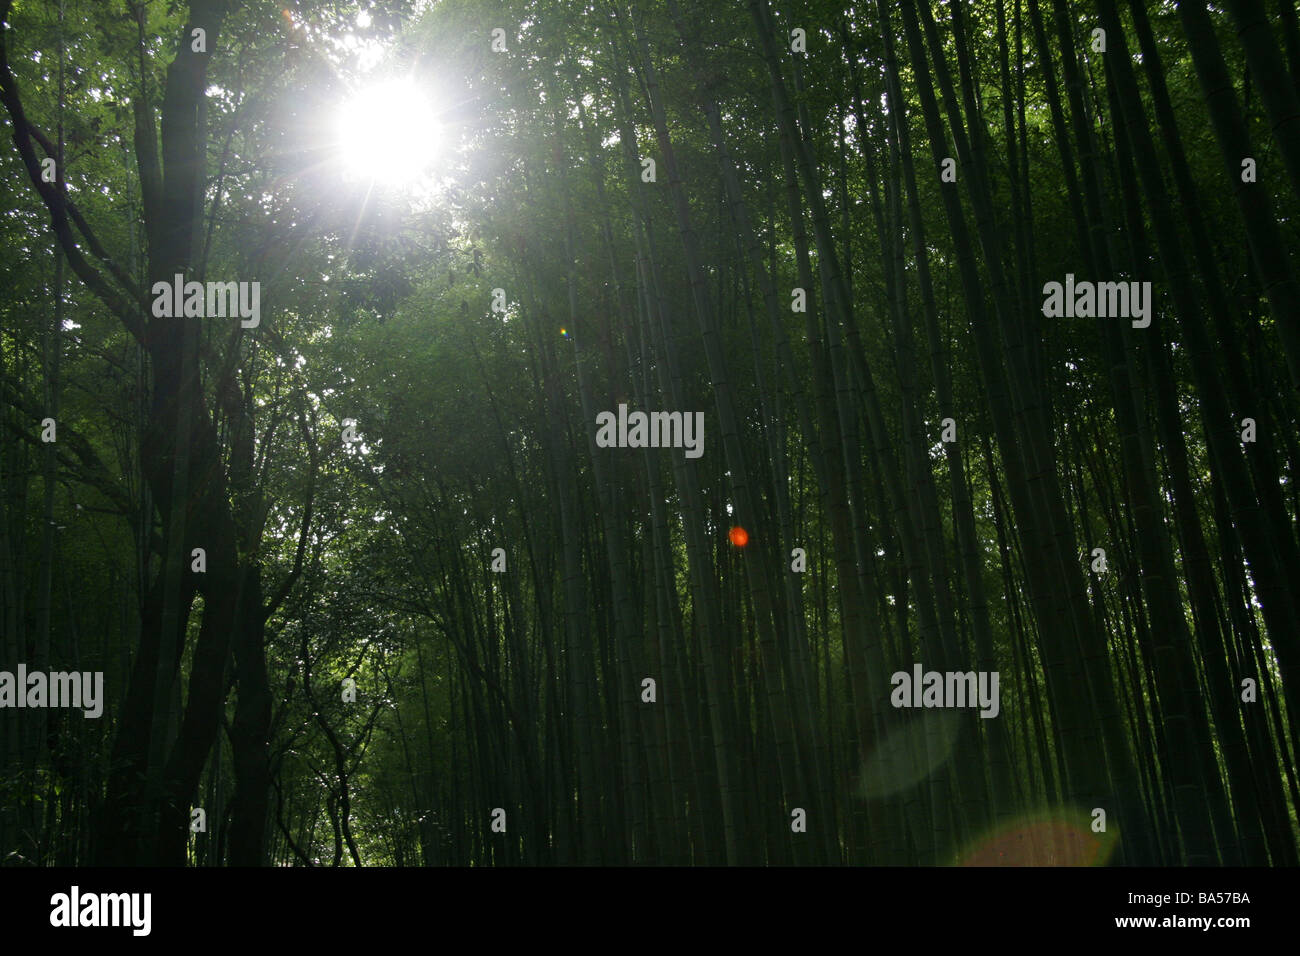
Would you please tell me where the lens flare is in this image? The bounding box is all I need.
[955,812,1118,866]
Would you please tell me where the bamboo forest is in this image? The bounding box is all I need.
[1,0,1299,871]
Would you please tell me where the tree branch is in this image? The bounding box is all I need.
[0,377,133,516]
[263,400,318,620]
[0,0,146,344]
[26,122,147,307]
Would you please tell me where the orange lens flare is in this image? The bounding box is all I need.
[956,814,1117,866]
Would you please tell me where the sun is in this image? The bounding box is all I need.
[335,79,441,186]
